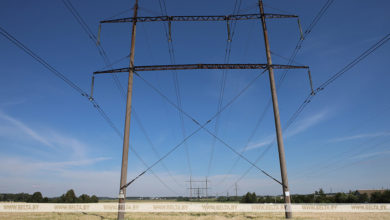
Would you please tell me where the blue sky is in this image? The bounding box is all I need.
[1,0,389,197]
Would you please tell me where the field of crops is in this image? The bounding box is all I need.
[1,212,390,220]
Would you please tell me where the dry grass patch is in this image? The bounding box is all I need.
[0,212,389,220]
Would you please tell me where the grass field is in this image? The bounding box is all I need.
[1,212,389,220]
[1,201,389,219]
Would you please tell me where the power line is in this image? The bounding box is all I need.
[157,0,193,176]
[202,125,283,186]
[305,138,390,179]
[122,124,204,189]
[134,23,185,187]
[262,2,293,15]
[62,0,182,192]
[227,32,390,190]
[132,109,184,188]
[216,0,333,190]
[316,34,390,91]
[0,26,87,96]
[215,97,270,187]
[124,69,284,189]
[300,137,390,179]
[130,146,179,195]
[288,33,389,129]
[98,53,130,71]
[122,69,281,188]
[271,51,304,66]
[289,35,390,178]
[207,0,242,178]
[138,6,163,16]
[103,7,133,21]
[62,0,124,96]
[62,0,98,43]
[218,0,336,188]
[294,105,390,178]
[0,25,124,140]
[277,0,334,86]
[304,0,334,37]
[133,69,266,136]
[0,25,181,196]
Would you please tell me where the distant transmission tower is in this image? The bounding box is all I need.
[186,177,209,199]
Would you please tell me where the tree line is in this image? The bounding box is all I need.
[0,189,98,203]
[240,189,390,203]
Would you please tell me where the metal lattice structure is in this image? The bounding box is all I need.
[94,64,309,74]
[100,13,297,23]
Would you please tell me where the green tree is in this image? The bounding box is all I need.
[240,192,257,203]
[381,190,390,203]
[176,197,190,201]
[15,193,31,202]
[314,188,327,203]
[334,192,347,203]
[217,196,228,202]
[64,189,77,203]
[257,196,265,203]
[90,195,98,203]
[371,190,390,203]
[370,192,382,203]
[29,192,43,202]
[346,193,358,203]
[78,194,91,203]
[264,196,274,203]
[292,194,314,203]
[356,193,368,203]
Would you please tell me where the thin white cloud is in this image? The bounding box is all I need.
[0,99,25,107]
[350,150,390,160]
[244,110,328,151]
[48,132,88,158]
[329,132,390,142]
[0,110,92,158]
[0,158,119,197]
[0,111,119,196]
[245,135,274,151]
[285,110,328,137]
[38,157,112,169]
[0,156,111,174]
[0,111,54,148]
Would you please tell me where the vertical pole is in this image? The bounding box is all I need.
[190,176,192,199]
[258,0,292,218]
[168,18,172,42]
[226,17,231,42]
[90,75,95,99]
[235,183,238,198]
[118,0,138,219]
[205,177,208,198]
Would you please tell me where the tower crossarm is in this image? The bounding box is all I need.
[99,13,297,24]
[94,64,309,74]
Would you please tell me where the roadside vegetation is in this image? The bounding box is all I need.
[239,189,390,203]
[0,189,98,203]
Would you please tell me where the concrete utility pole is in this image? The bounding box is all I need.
[118,0,138,219]
[190,176,192,199]
[235,183,238,198]
[205,177,208,198]
[258,0,292,218]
